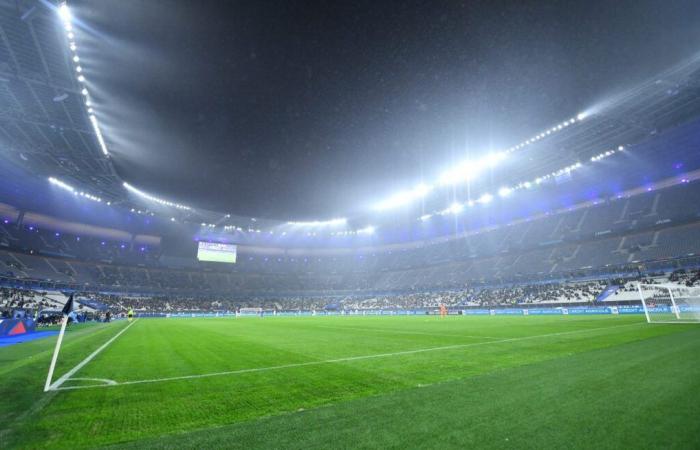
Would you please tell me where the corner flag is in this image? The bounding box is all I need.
[45,293,74,392]
[61,293,74,316]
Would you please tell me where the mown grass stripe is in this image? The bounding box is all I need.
[56,321,644,391]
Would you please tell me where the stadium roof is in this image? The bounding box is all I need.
[0,0,700,232]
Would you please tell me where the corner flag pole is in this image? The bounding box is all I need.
[44,293,74,392]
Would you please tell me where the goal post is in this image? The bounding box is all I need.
[636,282,700,324]
[239,307,263,316]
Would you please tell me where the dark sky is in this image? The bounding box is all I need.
[73,0,700,220]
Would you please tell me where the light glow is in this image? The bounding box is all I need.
[89,115,109,155]
[374,183,433,210]
[478,193,493,204]
[357,225,376,234]
[48,177,102,202]
[448,202,464,214]
[123,182,192,210]
[287,217,347,227]
[48,176,74,192]
[439,152,507,186]
[498,186,512,197]
[58,3,71,23]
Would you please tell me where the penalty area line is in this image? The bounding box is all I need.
[53,321,644,392]
[47,319,139,392]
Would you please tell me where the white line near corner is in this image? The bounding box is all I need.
[48,319,138,392]
[53,321,645,392]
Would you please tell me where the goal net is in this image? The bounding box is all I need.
[636,282,700,323]
[239,307,262,315]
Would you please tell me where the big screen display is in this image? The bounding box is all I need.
[197,241,237,263]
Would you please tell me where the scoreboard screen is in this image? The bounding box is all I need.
[197,241,237,263]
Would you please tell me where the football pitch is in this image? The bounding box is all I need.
[1,315,699,449]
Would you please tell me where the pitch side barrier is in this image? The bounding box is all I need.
[128,305,700,318]
[461,305,700,316]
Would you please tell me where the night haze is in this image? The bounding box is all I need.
[69,0,700,219]
[3,1,700,448]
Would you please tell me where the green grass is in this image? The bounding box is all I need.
[1,315,698,449]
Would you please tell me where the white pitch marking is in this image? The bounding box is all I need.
[53,321,645,391]
[66,377,117,386]
[314,324,504,340]
[48,319,138,391]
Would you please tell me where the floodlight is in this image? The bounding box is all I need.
[89,115,109,155]
[374,183,433,210]
[448,202,463,214]
[478,193,493,204]
[58,3,71,23]
[48,176,74,192]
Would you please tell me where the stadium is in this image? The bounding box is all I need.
[1,1,700,448]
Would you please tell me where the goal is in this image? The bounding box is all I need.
[636,282,700,323]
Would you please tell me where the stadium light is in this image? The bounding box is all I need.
[374,109,590,210]
[439,152,507,186]
[123,182,192,210]
[57,2,112,159]
[287,217,347,227]
[48,177,103,203]
[58,3,71,23]
[353,225,376,235]
[89,115,109,156]
[374,183,432,211]
[498,187,512,198]
[438,201,464,215]
[478,193,493,204]
[48,176,74,193]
